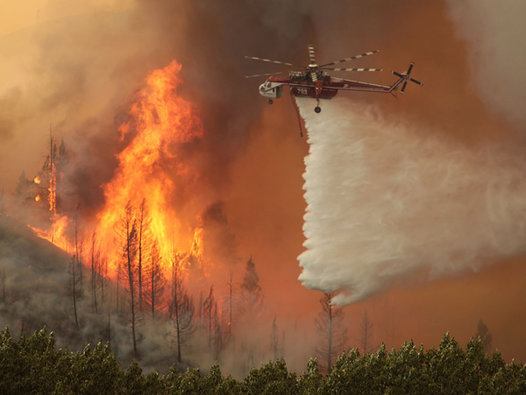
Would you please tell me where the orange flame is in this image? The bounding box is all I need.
[29,215,72,252]
[33,176,41,184]
[48,163,56,215]
[95,60,205,276]
[35,194,41,202]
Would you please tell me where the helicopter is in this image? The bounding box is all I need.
[245,44,422,113]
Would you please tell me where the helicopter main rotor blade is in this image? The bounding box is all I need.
[308,44,316,64]
[321,67,383,72]
[244,56,296,67]
[244,72,283,78]
[410,78,423,86]
[319,50,380,68]
[401,81,408,93]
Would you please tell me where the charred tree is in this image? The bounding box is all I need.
[203,285,217,350]
[98,256,108,308]
[121,201,139,357]
[90,233,98,313]
[360,310,374,354]
[137,199,150,312]
[70,255,79,329]
[144,243,166,319]
[316,292,347,373]
[74,209,84,297]
[170,253,194,362]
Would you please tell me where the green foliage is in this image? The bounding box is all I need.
[244,359,298,394]
[1,327,525,394]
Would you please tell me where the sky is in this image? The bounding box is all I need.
[1,0,525,363]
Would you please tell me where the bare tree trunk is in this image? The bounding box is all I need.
[126,218,138,357]
[360,311,373,354]
[72,212,80,329]
[71,255,79,329]
[99,257,106,307]
[91,233,98,313]
[174,277,181,362]
[137,199,145,312]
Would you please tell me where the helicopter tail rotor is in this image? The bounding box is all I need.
[393,62,423,93]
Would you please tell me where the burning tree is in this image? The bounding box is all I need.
[144,243,166,319]
[316,293,347,372]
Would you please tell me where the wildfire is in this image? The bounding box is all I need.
[96,60,205,276]
[29,216,71,252]
[48,161,56,215]
[33,176,41,184]
[35,195,41,202]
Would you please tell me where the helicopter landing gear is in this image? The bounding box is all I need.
[268,99,273,104]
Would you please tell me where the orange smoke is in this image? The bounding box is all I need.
[95,60,205,277]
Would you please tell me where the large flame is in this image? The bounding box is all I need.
[95,60,205,276]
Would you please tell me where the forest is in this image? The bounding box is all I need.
[1,327,525,394]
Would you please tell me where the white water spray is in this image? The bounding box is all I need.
[297,97,526,305]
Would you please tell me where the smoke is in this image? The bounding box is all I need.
[297,97,526,306]
[446,1,526,130]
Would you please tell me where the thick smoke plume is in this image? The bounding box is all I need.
[446,1,526,130]
[297,97,526,306]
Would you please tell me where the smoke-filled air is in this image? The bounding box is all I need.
[1,0,526,382]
